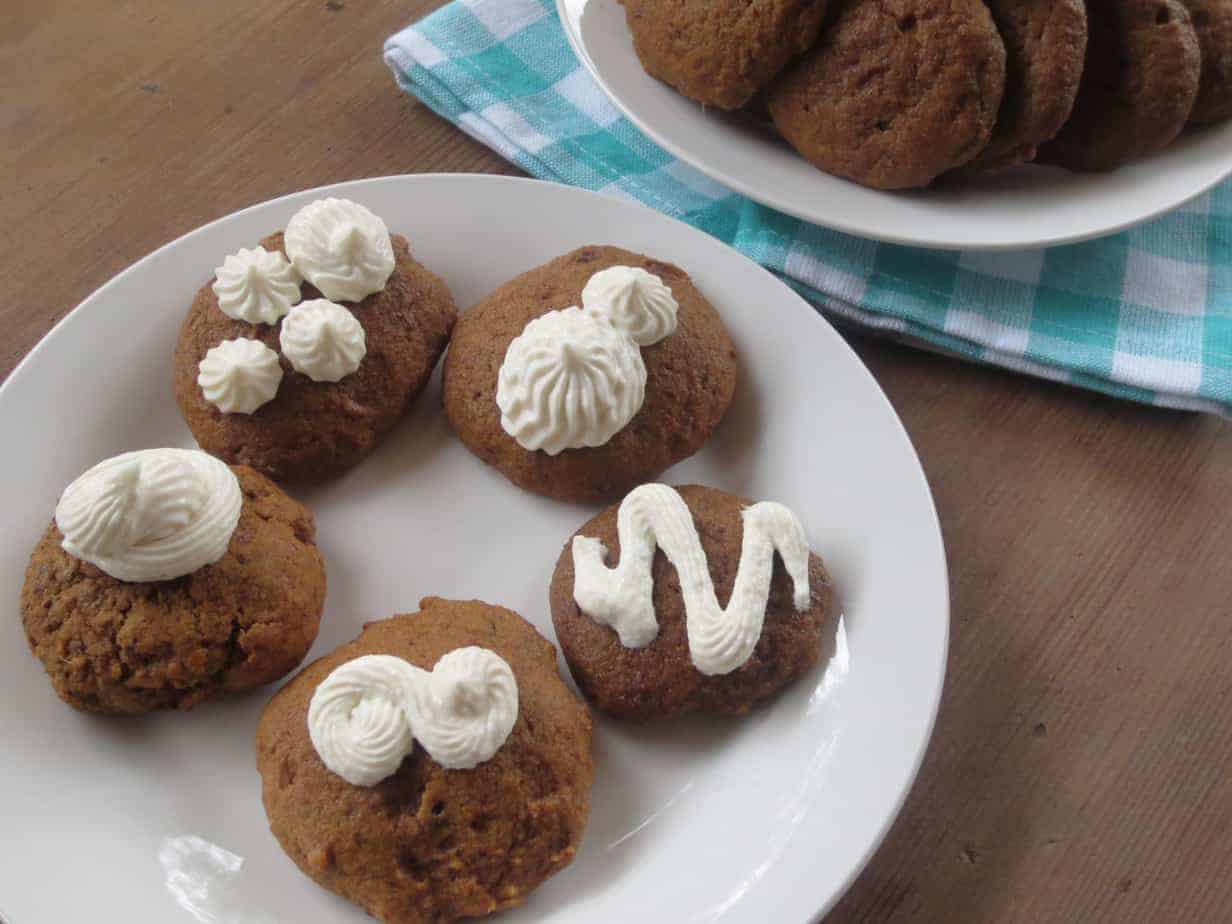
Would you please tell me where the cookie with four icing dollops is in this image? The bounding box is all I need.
[257,598,594,924]
[21,448,326,714]
[442,246,738,503]
[550,483,836,721]
[175,198,458,484]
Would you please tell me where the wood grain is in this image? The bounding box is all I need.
[2,2,1230,921]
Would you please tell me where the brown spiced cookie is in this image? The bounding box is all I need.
[550,484,836,721]
[766,0,1007,189]
[955,0,1088,173]
[175,199,457,484]
[21,451,326,715]
[442,246,737,504]
[622,0,830,110]
[1038,0,1201,170]
[257,598,594,924]
[1178,0,1232,123]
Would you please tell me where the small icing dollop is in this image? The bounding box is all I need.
[582,266,679,346]
[211,246,302,324]
[197,338,283,414]
[572,484,812,676]
[284,198,395,302]
[307,647,519,786]
[54,449,243,583]
[279,299,366,382]
[496,306,646,456]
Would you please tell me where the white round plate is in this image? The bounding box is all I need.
[0,175,947,924]
[559,0,1232,251]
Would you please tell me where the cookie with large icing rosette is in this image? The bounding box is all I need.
[442,245,737,503]
[175,198,458,484]
[550,483,837,721]
[1038,0,1201,170]
[257,598,593,924]
[21,449,326,714]
[621,0,830,110]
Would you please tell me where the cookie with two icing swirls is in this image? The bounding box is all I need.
[21,449,326,714]
[175,201,458,484]
[442,245,738,503]
[257,598,593,924]
[550,484,836,721]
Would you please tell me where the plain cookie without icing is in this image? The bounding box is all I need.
[767,0,1007,189]
[257,599,594,924]
[1178,0,1232,123]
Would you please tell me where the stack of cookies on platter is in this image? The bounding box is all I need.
[19,202,838,924]
[620,0,1232,188]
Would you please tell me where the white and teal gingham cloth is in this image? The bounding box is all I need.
[385,0,1232,415]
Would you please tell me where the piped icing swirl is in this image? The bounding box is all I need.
[582,266,678,346]
[211,246,302,324]
[572,484,812,676]
[496,306,646,456]
[279,299,366,382]
[197,338,283,414]
[307,647,519,785]
[284,198,395,303]
[54,449,243,583]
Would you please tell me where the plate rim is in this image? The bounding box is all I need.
[557,0,1232,251]
[0,172,950,924]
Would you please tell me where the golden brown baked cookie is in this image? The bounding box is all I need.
[955,0,1088,173]
[175,233,457,484]
[767,0,1007,189]
[442,246,737,504]
[257,598,594,924]
[622,0,829,110]
[1178,0,1232,123]
[1038,0,1201,170]
[550,485,836,722]
[21,466,326,715]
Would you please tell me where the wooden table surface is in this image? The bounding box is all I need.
[4,1,1230,921]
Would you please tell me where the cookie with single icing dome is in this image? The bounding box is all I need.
[1038,0,1201,170]
[442,246,737,503]
[175,229,457,484]
[550,484,836,721]
[1178,0,1232,124]
[766,0,1007,189]
[257,598,594,924]
[621,0,830,110]
[953,0,1088,174]
[22,463,326,714]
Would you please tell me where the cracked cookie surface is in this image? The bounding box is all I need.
[21,465,326,714]
[256,598,594,924]
[175,232,457,484]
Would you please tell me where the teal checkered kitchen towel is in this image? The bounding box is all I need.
[385,0,1232,415]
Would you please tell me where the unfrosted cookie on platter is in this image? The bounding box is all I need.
[621,0,830,110]
[952,0,1088,174]
[442,246,737,503]
[550,484,836,722]
[257,598,594,924]
[175,198,457,484]
[1178,0,1232,124]
[766,0,1007,189]
[21,449,326,714]
[1038,0,1201,170]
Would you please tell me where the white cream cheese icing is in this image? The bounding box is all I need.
[284,198,395,303]
[279,299,366,382]
[211,246,302,324]
[496,306,646,455]
[197,338,283,414]
[582,265,678,346]
[571,483,812,676]
[307,648,519,785]
[54,448,243,583]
